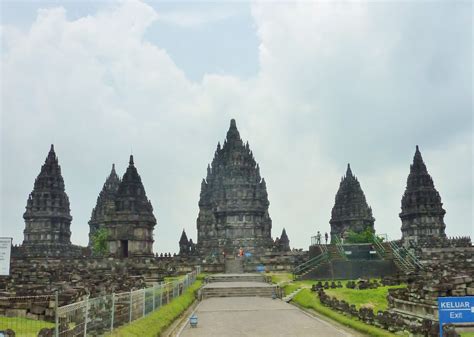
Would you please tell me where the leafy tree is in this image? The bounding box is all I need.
[345,227,376,244]
[91,228,108,256]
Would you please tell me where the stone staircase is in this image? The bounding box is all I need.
[327,244,346,260]
[207,274,265,283]
[201,283,276,299]
[201,273,278,299]
[225,257,244,273]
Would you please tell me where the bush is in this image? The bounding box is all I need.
[91,228,108,255]
[345,228,377,244]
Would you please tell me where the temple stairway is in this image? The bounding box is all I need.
[225,257,244,273]
[201,274,278,299]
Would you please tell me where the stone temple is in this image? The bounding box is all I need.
[89,155,156,257]
[22,145,80,256]
[329,164,375,241]
[196,119,274,257]
[400,145,446,245]
[88,164,121,246]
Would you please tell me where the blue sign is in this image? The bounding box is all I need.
[438,296,474,337]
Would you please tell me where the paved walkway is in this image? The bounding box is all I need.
[178,297,355,337]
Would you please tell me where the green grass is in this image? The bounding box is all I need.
[107,276,204,337]
[0,316,54,337]
[293,289,407,337]
[460,333,474,337]
[325,283,406,312]
[267,272,293,284]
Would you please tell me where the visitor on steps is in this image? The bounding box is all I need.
[316,231,321,245]
[325,232,329,244]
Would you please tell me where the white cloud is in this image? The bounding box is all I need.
[1,1,471,254]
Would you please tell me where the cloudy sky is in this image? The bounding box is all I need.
[1,1,472,254]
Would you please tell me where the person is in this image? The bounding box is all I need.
[239,247,244,257]
[316,231,321,245]
[324,232,329,245]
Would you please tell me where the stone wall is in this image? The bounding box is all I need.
[316,288,460,336]
[388,245,474,321]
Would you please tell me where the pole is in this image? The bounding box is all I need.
[83,295,90,337]
[142,290,146,317]
[439,323,443,337]
[129,290,133,323]
[152,284,156,311]
[110,293,115,332]
[159,284,162,308]
[54,291,59,337]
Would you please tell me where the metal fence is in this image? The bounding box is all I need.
[1,266,201,337]
[0,294,57,336]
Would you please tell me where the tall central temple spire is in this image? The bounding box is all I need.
[197,119,273,256]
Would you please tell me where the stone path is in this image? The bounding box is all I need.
[178,297,355,337]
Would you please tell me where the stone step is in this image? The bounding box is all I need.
[202,287,276,299]
[207,274,266,283]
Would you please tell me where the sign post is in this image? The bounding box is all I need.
[438,296,474,337]
[0,237,12,276]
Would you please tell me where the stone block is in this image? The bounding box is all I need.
[30,304,46,314]
[6,308,27,317]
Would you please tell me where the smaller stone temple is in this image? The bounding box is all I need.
[178,229,196,256]
[89,155,157,257]
[274,228,290,252]
[22,145,80,256]
[329,164,375,241]
[88,164,120,246]
[400,146,446,246]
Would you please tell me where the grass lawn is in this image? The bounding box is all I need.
[267,272,293,284]
[460,333,474,337]
[325,282,406,312]
[293,289,407,337]
[107,276,203,337]
[0,316,54,337]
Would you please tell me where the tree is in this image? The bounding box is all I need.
[345,227,376,244]
[91,228,108,256]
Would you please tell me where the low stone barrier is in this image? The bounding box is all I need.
[316,288,461,336]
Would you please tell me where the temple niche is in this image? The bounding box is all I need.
[400,146,446,246]
[196,119,274,257]
[22,145,80,256]
[329,164,375,241]
[89,155,156,257]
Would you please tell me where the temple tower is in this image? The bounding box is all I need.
[197,119,274,256]
[179,230,189,255]
[400,146,446,245]
[90,155,156,257]
[330,164,375,241]
[88,164,121,246]
[277,228,290,252]
[23,145,76,255]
